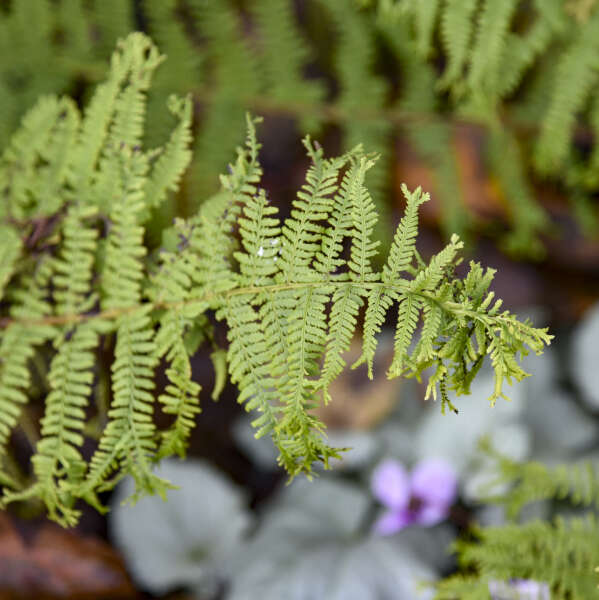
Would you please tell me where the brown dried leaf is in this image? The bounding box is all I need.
[0,513,135,599]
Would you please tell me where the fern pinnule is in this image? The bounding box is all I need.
[319,157,380,401]
[31,98,79,217]
[348,156,380,281]
[278,139,347,283]
[69,38,134,189]
[53,203,99,315]
[156,318,202,460]
[354,184,426,378]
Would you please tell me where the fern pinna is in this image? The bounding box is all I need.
[0,33,551,526]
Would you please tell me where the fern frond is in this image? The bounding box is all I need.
[412,0,441,58]
[189,0,260,198]
[487,128,549,258]
[535,11,599,174]
[143,0,201,148]
[251,0,324,110]
[101,145,148,310]
[383,184,429,281]
[326,0,392,247]
[5,197,104,520]
[142,94,193,216]
[0,226,21,301]
[6,323,99,526]
[438,0,478,92]
[1,95,73,219]
[0,259,56,478]
[467,0,519,102]
[79,310,168,510]
[479,440,599,520]
[445,517,599,600]
[0,33,554,519]
[89,0,135,57]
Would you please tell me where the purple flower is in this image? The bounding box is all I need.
[371,458,458,535]
[488,579,550,599]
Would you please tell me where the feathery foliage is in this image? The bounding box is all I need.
[435,441,599,599]
[435,517,599,599]
[0,33,551,526]
[2,1,599,254]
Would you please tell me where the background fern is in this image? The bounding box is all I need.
[434,442,599,599]
[1,0,599,256]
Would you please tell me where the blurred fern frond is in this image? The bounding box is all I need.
[1,1,598,254]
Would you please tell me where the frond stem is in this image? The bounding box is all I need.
[0,279,549,344]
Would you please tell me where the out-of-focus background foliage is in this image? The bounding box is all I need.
[2,0,599,598]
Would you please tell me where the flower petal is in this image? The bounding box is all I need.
[371,459,411,510]
[488,578,550,599]
[410,458,458,508]
[372,509,414,536]
[414,502,448,527]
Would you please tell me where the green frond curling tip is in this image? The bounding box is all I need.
[0,33,552,527]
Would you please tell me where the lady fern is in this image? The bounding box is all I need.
[0,33,551,526]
